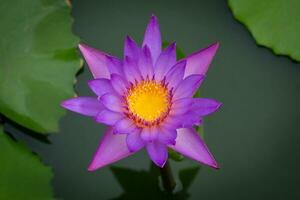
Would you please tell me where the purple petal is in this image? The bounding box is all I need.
[88,127,132,171]
[163,114,201,129]
[142,15,162,63]
[154,43,176,81]
[183,42,219,78]
[180,112,203,127]
[110,74,128,96]
[141,127,158,142]
[126,129,145,152]
[61,97,103,117]
[123,56,141,83]
[157,127,177,145]
[95,109,123,125]
[170,98,193,116]
[173,75,205,100]
[169,128,218,169]
[100,93,123,113]
[88,78,115,97]
[114,118,136,134]
[138,45,154,79]
[161,115,182,130]
[124,36,140,62]
[146,141,168,168]
[192,98,223,116]
[106,56,123,76]
[78,43,110,79]
[180,111,204,127]
[165,60,186,89]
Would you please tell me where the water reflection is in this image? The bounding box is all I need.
[110,163,200,200]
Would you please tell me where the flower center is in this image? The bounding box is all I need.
[125,79,171,127]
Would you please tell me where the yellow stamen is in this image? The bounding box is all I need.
[126,80,171,125]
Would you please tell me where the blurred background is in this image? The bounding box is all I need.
[0,0,299,199]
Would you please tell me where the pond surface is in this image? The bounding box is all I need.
[10,0,300,199]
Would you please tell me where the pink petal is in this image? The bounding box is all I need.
[183,42,219,78]
[169,128,218,169]
[61,97,103,117]
[142,15,162,63]
[78,43,111,79]
[88,127,133,171]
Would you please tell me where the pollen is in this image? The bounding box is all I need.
[125,79,171,126]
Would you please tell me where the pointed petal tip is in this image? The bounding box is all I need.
[170,128,219,169]
[152,159,167,168]
[78,43,90,52]
[143,14,161,62]
[199,153,219,170]
[87,79,93,86]
[203,155,219,169]
[183,41,220,77]
[165,42,176,51]
[78,42,85,49]
[125,35,133,42]
[195,154,219,170]
[167,42,176,51]
[125,35,139,47]
[87,165,97,172]
[60,99,76,109]
[217,102,223,109]
[60,100,69,109]
[87,161,106,172]
[213,163,220,170]
[209,159,219,169]
[150,14,158,22]
[211,100,223,113]
[210,42,219,51]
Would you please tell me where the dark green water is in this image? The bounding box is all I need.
[9,0,300,199]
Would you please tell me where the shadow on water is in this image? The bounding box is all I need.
[110,163,201,200]
[1,115,51,144]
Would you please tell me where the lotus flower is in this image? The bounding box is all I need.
[61,15,222,171]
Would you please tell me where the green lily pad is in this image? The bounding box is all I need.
[0,126,54,199]
[0,0,81,133]
[228,0,300,61]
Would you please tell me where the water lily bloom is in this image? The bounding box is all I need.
[61,15,222,170]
